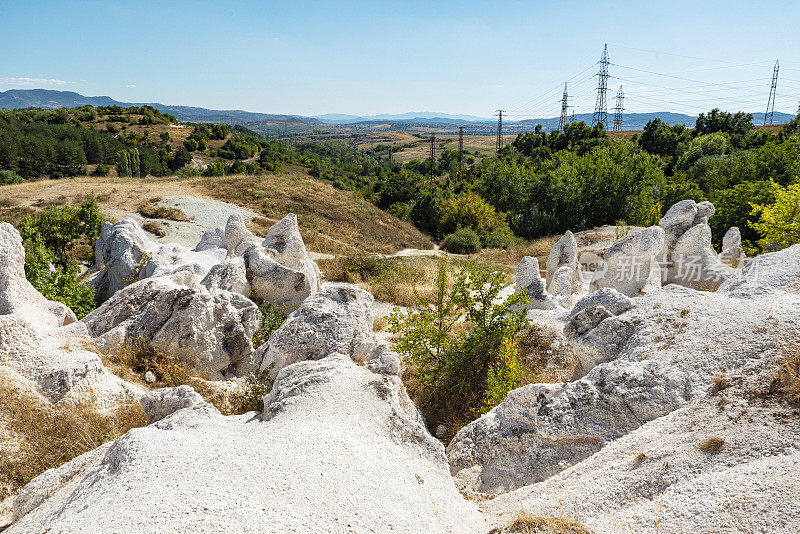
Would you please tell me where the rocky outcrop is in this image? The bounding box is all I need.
[658,200,734,290]
[0,223,140,408]
[515,256,558,310]
[718,226,747,268]
[253,283,375,378]
[91,214,321,311]
[9,284,486,534]
[140,385,219,424]
[82,269,261,379]
[484,353,800,534]
[91,218,219,302]
[0,223,76,331]
[545,230,582,295]
[448,270,800,494]
[590,226,665,296]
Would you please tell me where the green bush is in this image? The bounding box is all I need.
[202,162,227,177]
[441,228,481,254]
[183,138,199,152]
[93,163,110,177]
[0,170,22,185]
[388,257,530,430]
[252,303,288,347]
[176,166,201,178]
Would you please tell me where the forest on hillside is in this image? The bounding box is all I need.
[1,104,799,254]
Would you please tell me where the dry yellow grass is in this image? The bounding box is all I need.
[138,197,193,221]
[779,342,800,402]
[197,168,434,254]
[0,375,146,498]
[472,235,560,274]
[698,436,726,453]
[506,510,592,534]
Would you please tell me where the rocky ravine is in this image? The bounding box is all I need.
[2,200,800,533]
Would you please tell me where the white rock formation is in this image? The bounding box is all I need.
[658,200,734,290]
[253,283,375,379]
[92,214,321,311]
[448,247,800,495]
[590,226,665,296]
[484,354,800,533]
[718,226,746,268]
[9,286,486,534]
[0,223,139,408]
[91,218,219,302]
[514,256,558,310]
[545,230,582,295]
[82,269,261,379]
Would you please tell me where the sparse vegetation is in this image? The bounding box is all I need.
[252,303,288,348]
[139,198,193,221]
[0,374,146,497]
[389,256,530,433]
[712,372,731,392]
[698,436,726,453]
[506,510,591,534]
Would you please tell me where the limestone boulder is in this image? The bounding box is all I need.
[719,242,800,296]
[514,256,558,310]
[658,200,735,290]
[140,385,219,424]
[545,230,582,293]
[91,218,219,302]
[9,354,486,533]
[253,283,375,378]
[0,223,140,408]
[0,223,76,331]
[719,226,746,268]
[201,256,251,297]
[82,270,261,378]
[548,265,575,307]
[591,226,665,296]
[483,354,800,534]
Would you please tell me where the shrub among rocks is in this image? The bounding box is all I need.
[441,228,481,254]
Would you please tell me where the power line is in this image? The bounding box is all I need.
[558,83,569,130]
[765,60,779,125]
[592,44,610,127]
[495,109,505,151]
[612,85,624,131]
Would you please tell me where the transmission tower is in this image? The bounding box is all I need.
[429,133,436,178]
[592,44,610,128]
[457,126,464,166]
[764,60,779,126]
[558,83,569,131]
[495,109,505,151]
[612,86,624,131]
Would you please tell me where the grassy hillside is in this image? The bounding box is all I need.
[198,166,433,254]
[0,171,433,255]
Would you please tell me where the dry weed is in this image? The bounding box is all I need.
[506,510,591,534]
[0,376,146,497]
[698,436,725,453]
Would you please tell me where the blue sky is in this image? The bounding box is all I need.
[1,0,799,118]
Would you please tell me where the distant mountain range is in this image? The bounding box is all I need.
[0,89,318,125]
[0,89,794,133]
[313,112,492,124]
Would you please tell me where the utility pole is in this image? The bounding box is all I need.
[457,126,464,166]
[429,133,436,178]
[495,109,505,151]
[612,86,624,131]
[764,60,779,126]
[592,44,610,128]
[558,83,569,131]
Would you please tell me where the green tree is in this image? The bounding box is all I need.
[750,180,800,251]
[389,257,530,424]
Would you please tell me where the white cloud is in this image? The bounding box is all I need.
[496,83,503,88]
[127,84,136,88]
[0,77,71,86]
[637,86,648,91]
